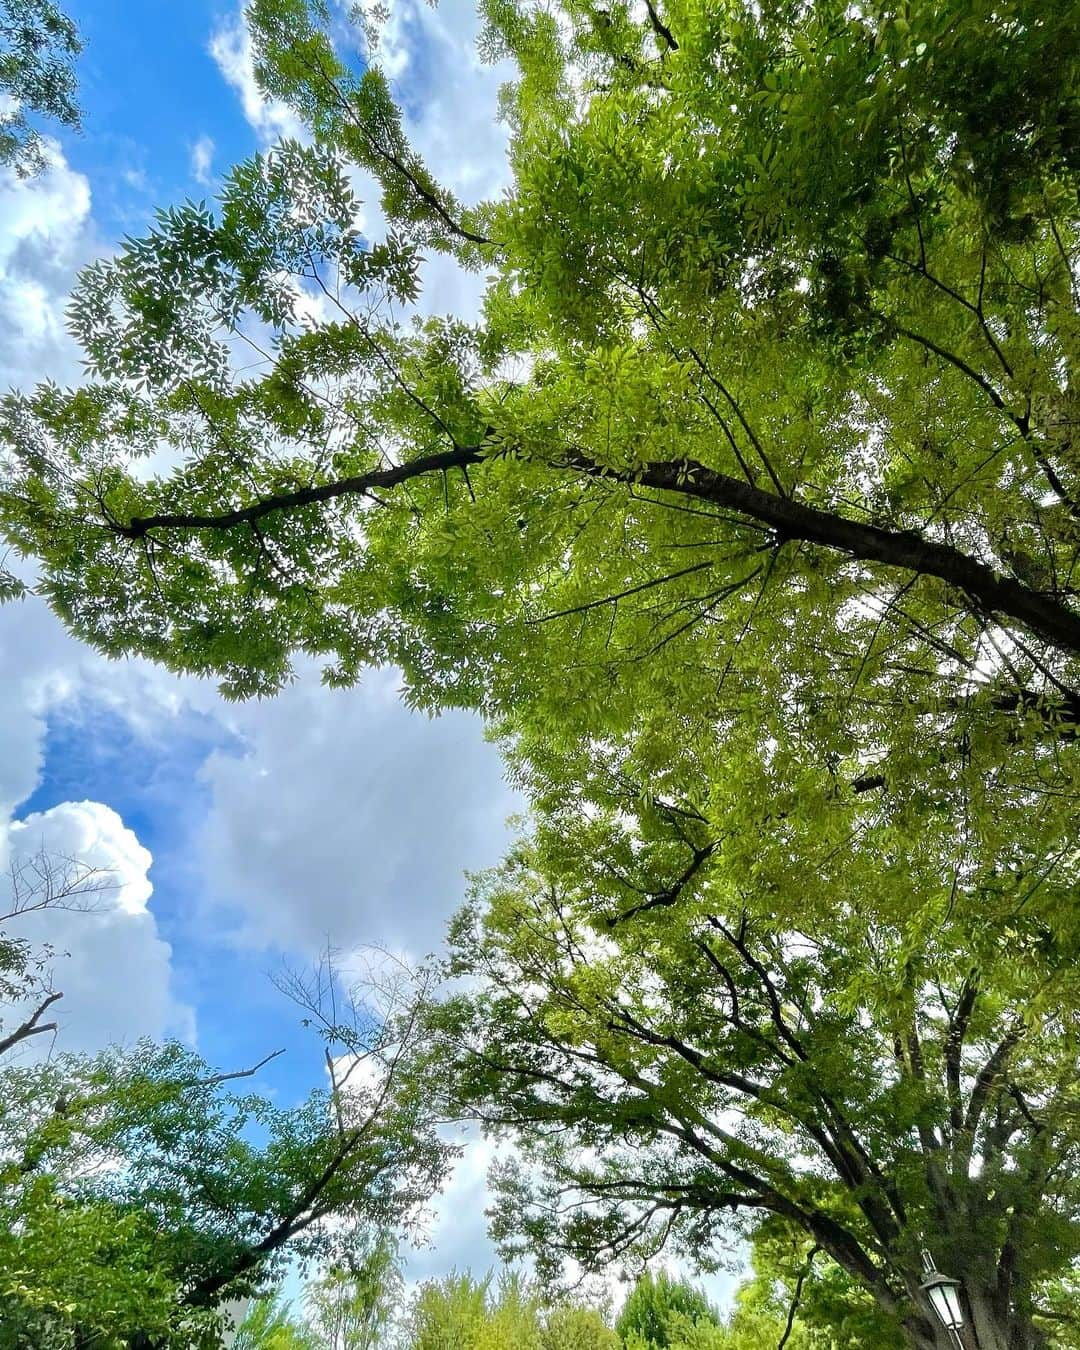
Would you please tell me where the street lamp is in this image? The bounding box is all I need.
[920,1250,968,1349]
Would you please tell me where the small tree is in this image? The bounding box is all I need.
[403,1272,619,1350]
[233,1293,317,1350]
[0,963,451,1346]
[615,1271,722,1349]
[303,1235,401,1350]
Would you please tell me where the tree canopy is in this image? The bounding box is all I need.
[0,924,449,1347]
[0,0,1076,807]
[614,1270,721,1349]
[418,747,1080,1350]
[0,0,1079,1346]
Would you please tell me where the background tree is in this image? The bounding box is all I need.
[614,1271,724,1349]
[0,0,80,174]
[302,1235,401,1350]
[721,1223,904,1350]
[403,1271,619,1350]
[0,965,449,1347]
[233,1293,318,1350]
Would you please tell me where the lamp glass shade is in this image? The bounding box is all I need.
[921,1272,965,1330]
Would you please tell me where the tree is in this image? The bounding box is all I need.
[2,1,1079,1339]
[232,1293,317,1350]
[0,968,451,1347]
[402,1271,619,1350]
[615,1271,723,1349]
[0,0,81,174]
[416,761,1080,1350]
[302,1235,401,1350]
[0,0,1076,824]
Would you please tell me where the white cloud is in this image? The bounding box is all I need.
[208,13,306,146]
[363,0,512,321]
[0,593,208,1057]
[405,1128,505,1285]
[0,139,96,387]
[0,593,95,819]
[2,800,193,1054]
[190,133,216,185]
[197,664,516,959]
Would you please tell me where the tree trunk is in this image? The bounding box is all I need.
[965,1289,1047,1350]
[896,1286,1047,1350]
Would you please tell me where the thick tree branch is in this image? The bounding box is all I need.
[958,1022,1026,1170]
[606,839,718,926]
[115,444,1080,659]
[115,445,486,538]
[643,0,678,51]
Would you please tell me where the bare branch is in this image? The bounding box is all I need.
[0,989,62,1057]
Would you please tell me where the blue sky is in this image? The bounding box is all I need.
[0,0,525,1288]
[15,698,312,1094]
[57,0,253,235]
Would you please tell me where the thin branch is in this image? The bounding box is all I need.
[0,990,62,1057]
[530,559,713,625]
[778,1245,820,1350]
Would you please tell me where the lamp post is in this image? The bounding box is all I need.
[920,1250,970,1349]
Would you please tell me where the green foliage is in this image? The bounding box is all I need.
[0,0,80,174]
[0,0,1077,930]
[303,1235,401,1350]
[233,1293,319,1350]
[0,1031,448,1346]
[721,1225,903,1350]
[402,1271,619,1350]
[415,745,1080,1349]
[2,3,1080,1346]
[615,1271,723,1349]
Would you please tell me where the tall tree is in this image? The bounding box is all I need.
[0,0,1076,821]
[417,767,1080,1350]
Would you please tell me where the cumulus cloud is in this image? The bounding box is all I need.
[2,800,193,1054]
[190,133,216,185]
[407,1128,505,1285]
[197,665,515,959]
[0,594,209,1057]
[0,139,96,387]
